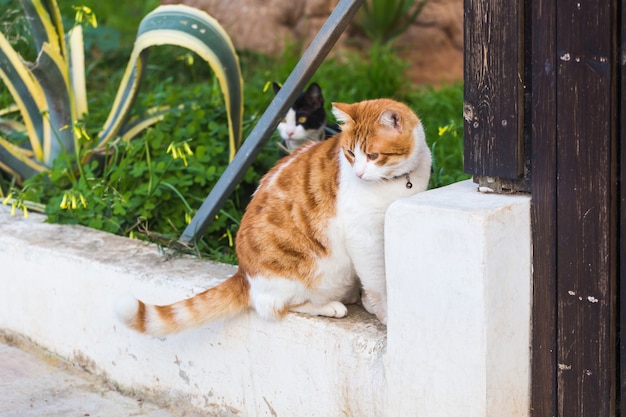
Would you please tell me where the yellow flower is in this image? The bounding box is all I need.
[177,53,195,66]
[2,189,38,218]
[73,5,98,28]
[60,192,69,209]
[167,141,193,167]
[7,199,26,218]
[2,193,13,206]
[73,123,91,141]
[60,191,87,210]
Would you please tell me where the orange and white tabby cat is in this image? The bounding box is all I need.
[118,98,431,335]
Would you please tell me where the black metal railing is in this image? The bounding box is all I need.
[180,0,364,244]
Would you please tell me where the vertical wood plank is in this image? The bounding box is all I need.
[463,0,523,179]
[617,0,626,406]
[555,0,616,415]
[529,0,558,413]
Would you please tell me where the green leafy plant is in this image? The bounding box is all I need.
[355,0,427,46]
[10,81,242,263]
[407,83,469,188]
[0,0,243,184]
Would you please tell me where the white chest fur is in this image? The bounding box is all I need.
[332,125,431,322]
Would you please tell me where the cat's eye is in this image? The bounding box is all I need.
[281,118,287,123]
[298,116,307,124]
[346,149,355,157]
[367,153,379,161]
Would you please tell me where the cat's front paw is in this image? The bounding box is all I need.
[361,290,387,325]
[324,301,348,318]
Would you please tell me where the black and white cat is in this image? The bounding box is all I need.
[273,82,338,154]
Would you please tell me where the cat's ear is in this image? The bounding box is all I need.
[305,83,323,107]
[379,109,403,133]
[332,102,354,124]
[272,82,281,94]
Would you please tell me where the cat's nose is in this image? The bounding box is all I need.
[356,171,365,178]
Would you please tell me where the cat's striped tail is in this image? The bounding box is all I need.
[116,270,250,336]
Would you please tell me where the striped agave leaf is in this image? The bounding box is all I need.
[0,109,36,180]
[0,1,243,185]
[96,4,243,161]
[0,0,80,182]
[0,31,48,164]
[20,0,66,56]
[20,0,77,162]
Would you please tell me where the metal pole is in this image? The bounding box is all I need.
[181,0,364,243]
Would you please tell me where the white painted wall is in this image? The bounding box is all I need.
[0,180,531,416]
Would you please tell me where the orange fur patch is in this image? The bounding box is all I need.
[236,137,341,286]
[334,99,419,169]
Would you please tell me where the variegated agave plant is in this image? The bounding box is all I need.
[0,0,243,184]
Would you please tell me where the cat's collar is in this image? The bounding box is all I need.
[391,172,413,189]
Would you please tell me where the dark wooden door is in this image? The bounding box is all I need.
[464,0,621,415]
[621,0,626,413]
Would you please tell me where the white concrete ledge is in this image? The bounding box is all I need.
[0,179,531,416]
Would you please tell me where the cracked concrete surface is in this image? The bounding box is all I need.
[0,339,179,417]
